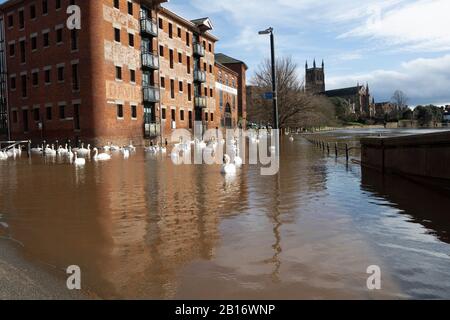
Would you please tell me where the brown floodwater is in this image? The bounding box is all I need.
[1,129,450,299]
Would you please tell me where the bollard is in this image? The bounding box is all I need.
[28,140,31,158]
[345,144,349,161]
[335,143,338,158]
[327,143,330,155]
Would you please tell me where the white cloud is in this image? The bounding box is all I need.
[327,55,450,105]
[339,0,450,52]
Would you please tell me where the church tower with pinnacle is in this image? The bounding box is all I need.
[305,59,325,94]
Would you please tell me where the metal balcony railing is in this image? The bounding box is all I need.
[142,52,159,69]
[194,96,207,108]
[143,86,160,103]
[140,18,158,37]
[194,70,206,82]
[193,43,205,57]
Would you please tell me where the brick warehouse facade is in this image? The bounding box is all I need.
[0,0,247,146]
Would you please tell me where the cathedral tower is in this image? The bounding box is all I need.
[305,59,325,94]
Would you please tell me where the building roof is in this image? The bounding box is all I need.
[215,53,248,70]
[324,86,363,98]
[215,62,239,77]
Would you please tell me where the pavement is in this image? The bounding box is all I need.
[0,238,90,300]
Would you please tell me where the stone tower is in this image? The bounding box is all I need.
[305,59,325,94]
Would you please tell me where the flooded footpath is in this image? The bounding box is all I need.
[1,129,450,299]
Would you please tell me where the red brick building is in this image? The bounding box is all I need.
[214,62,238,129]
[0,0,246,145]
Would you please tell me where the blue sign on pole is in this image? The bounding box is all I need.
[263,92,273,100]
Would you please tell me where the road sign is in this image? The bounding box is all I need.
[263,92,273,100]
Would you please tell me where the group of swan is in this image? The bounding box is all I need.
[0,145,22,160]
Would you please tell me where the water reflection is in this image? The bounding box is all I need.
[361,167,450,244]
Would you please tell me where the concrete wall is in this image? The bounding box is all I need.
[361,131,450,186]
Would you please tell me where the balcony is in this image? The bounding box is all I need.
[194,96,207,108]
[140,18,158,37]
[142,52,159,69]
[144,122,160,138]
[193,43,205,57]
[194,70,206,83]
[143,86,160,103]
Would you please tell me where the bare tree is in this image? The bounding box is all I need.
[247,56,335,128]
[391,90,408,110]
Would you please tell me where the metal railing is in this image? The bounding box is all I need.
[306,138,361,162]
[193,43,205,57]
[142,52,159,69]
[194,96,207,108]
[193,69,206,82]
[140,18,158,37]
[143,86,160,103]
[0,140,31,157]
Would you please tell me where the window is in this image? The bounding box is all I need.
[42,0,48,15]
[115,66,122,80]
[7,15,13,28]
[127,1,133,15]
[170,79,175,99]
[56,28,63,44]
[171,109,176,122]
[209,64,212,73]
[180,110,185,121]
[21,74,27,97]
[71,30,78,51]
[160,77,165,88]
[57,66,64,82]
[159,45,164,57]
[179,81,183,92]
[46,106,52,120]
[204,87,207,97]
[31,36,37,51]
[128,33,134,47]
[59,104,65,119]
[72,63,79,91]
[186,32,190,46]
[18,10,24,29]
[178,52,182,63]
[210,113,214,122]
[187,56,191,74]
[205,112,208,121]
[158,18,163,29]
[43,31,50,47]
[32,71,39,86]
[168,23,173,38]
[117,104,123,118]
[23,110,29,132]
[177,27,181,38]
[130,70,136,83]
[187,83,192,101]
[114,0,119,9]
[19,40,25,63]
[169,49,174,69]
[44,69,51,84]
[114,28,121,42]
[33,108,40,121]
[10,76,16,90]
[12,111,18,123]
[203,62,207,71]
[9,43,15,57]
[30,4,36,19]
[161,108,166,120]
[56,0,61,10]
[210,88,213,97]
[131,105,137,119]
[209,43,212,52]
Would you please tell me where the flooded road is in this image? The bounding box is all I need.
[1,129,450,299]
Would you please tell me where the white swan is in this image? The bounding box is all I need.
[67,147,74,160]
[78,144,91,156]
[45,144,57,156]
[31,144,43,153]
[123,149,130,159]
[234,148,243,168]
[145,146,157,153]
[93,148,111,161]
[0,151,7,160]
[74,152,85,166]
[221,154,237,175]
[128,141,136,152]
[109,143,120,151]
[289,136,294,142]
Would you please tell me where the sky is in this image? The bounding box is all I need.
[163,0,450,106]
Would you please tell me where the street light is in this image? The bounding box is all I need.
[258,27,278,130]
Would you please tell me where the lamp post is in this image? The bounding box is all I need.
[258,27,279,130]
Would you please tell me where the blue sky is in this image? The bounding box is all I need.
[164,0,450,106]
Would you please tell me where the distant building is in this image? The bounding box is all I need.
[305,59,374,118]
[374,102,397,119]
[305,60,325,94]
